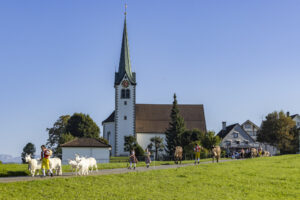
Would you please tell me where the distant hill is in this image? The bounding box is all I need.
[0,154,21,163]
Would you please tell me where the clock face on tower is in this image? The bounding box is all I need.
[121,80,129,88]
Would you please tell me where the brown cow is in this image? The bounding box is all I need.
[263,151,270,157]
[212,146,221,163]
[174,146,183,164]
[251,148,257,158]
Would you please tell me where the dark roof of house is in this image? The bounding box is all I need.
[102,104,207,133]
[60,138,111,148]
[102,111,115,124]
[135,104,206,133]
[241,120,260,129]
[290,114,299,119]
[217,123,238,138]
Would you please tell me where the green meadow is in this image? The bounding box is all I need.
[0,155,299,200]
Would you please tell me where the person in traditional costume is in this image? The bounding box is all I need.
[194,144,201,164]
[145,148,151,168]
[128,149,138,170]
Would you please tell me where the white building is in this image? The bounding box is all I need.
[61,138,111,164]
[102,15,207,156]
[290,114,300,128]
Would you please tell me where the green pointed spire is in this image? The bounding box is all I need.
[115,16,136,85]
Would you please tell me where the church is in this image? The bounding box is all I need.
[102,15,207,156]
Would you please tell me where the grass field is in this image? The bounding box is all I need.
[0,159,210,177]
[0,155,299,200]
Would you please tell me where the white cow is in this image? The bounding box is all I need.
[68,159,78,174]
[77,159,89,176]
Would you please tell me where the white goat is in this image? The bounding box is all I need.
[49,157,62,176]
[25,154,41,177]
[77,159,89,176]
[75,154,98,173]
[68,159,78,174]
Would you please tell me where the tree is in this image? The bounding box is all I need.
[46,115,70,158]
[257,111,297,153]
[66,113,100,138]
[124,135,144,157]
[147,136,165,160]
[201,131,221,150]
[21,143,36,163]
[165,93,186,156]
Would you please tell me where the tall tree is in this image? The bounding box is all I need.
[257,111,297,153]
[201,131,221,150]
[46,115,70,158]
[21,143,36,163]
[66,113,100,138]
[147,136,165,160]
[165,93,186,156]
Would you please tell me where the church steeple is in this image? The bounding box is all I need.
[115,15,136,86]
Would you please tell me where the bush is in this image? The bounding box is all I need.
[134,144,145,158]
[200,148,210,159]
[0,160,2,164]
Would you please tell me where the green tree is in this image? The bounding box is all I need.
[165,93,186,156]
[201,131,221,150]
[257,111,297,153]
[124,135,144,157]
[147,136,165,160]
[21,143,36,163]
[46,115,70,158]
[66,113,100,138]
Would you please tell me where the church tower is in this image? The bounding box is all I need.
[114,15,136,156]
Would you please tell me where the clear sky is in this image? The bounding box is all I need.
[0,0,300,157]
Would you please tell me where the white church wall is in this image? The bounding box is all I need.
[136,133,167,155]
[115,79,135,156]
[103,122,115,155]
[62,147,110,165]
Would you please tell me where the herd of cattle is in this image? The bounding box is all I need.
[173,146,270,164]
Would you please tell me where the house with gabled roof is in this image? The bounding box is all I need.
[217,122,257,152]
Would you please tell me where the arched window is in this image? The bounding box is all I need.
[125,89,130,98]
[107,131,111,142]
[121,89,130,99]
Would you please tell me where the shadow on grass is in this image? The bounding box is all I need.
[0,171,29,177]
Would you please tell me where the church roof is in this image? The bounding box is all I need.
[135,104,206,133]
[102,104,207,133]
[60,138,111,148]
[115,17,136,85]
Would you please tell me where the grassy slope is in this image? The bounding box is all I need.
[0,159,210,177]
[0,155,299,200]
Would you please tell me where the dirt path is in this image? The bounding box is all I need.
[0,159,237,183]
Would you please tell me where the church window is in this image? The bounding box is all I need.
[107,132,111,142]
[125,89,130,98]
[233,133,238,138]
[124,101,127,105]
[121,89,126,99]
[124,116,127,120]
[121,89,130,99]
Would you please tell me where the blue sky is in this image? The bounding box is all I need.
[0,0,300,157]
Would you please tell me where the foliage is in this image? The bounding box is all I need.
[1,155,299,200]
[123,135,144,157]
[124,135,137,152]
[99,137,109,145]
[0,160,2,164]
[66,113,100,138]
[21,143,36,163]
[200,148,210,159]
[257,111,298,153]
[179,129,204,154]
[147,136,165,160]
[201,131,221,150]
[46,115,70,158]
[165,93,186,156]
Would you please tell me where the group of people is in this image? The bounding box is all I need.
[128,148,151,170]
